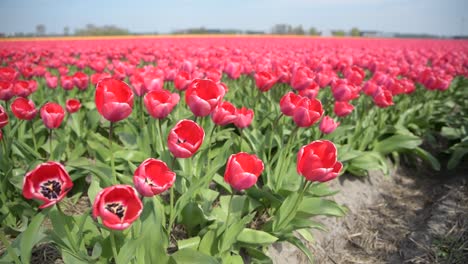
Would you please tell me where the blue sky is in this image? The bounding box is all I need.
[0,0,467,36]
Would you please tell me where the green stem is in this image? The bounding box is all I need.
[275,127,300,191]
[30,122,38,152]
[49,129,53,160]
[206,125,217,169]
[109,122,116,184]
[167,157,177,239]
[0,230,21,264]
[225,191,235,227]
[268,113,284,161]
[1,135,6,156]
[110,231,119,264]
[155,118,164,155]
[139,96,145,130]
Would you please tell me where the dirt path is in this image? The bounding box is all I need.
[269,164,468,264]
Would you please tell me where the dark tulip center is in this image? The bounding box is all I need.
[145,177,156,187]
[177,137,186,144]
[40,180,62,199]
[105,202,126,219]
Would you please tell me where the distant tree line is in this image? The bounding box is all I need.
[0,23,455,39]
[74,24,130,36]
[271,24,361,36]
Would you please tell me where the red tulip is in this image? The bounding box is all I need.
[60,75,74,90]
[28,80,38,94]
[205,67,222,82]
[185,79,224,117]
[72,72,89,90]
[13,80,32,97]
[0,67,19,82]
[22,162,74,209]
[280,92,301,116]
[297,140,342,182]
[211,101,237,126]
[143,72,164,92]
[89,60,106,73]
[92,185,143,230]
[66,99,81,114]
[292,97,323,127]
[334,101,354,117]
[254,71,277,92]
[362,81,379,96]
[291,67,316,91]
[234,107,254,128]
[224,152,264,191]
[315,69,335,88]
[58,66,69,76]
[40,102,65,129]
[133,158,176,197]
[299,86,319,99]
[11,97,37,120]
[91,72,112,86]
[174,71,191,91]
[0,105,8,129]
[45,73,58,89]
[167,119,205,158]
[331,79,360,102]
[95,78,134,122]
[373,89,394,108]
[144,89,180,119]
[0,81,14,101]
[343,66,365,85]
[130,74,146,96]
[319,116,339,134]
[224,62,242,79]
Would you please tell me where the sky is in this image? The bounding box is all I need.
[0,0,467,36]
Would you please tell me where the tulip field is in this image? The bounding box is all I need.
[0,36,467,263]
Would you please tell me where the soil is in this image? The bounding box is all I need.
[268,161,468,264]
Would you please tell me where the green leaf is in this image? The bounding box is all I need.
[373,134,422,154]
[139,197,169,263]
[224,253,244,264]
[114,150,147,163]
[308,183,339,197]
[285,236,314,263]
[169,248,219,264]
[448,142,468,169]
[87,176,102,205]
[178,236,201,250]
[272,192,302,232]
[219,213,255,253]
[244,247,273,264]
[198,229,218,256]
[237,228,278,245]
[348,151,389,176]
[297,197,347,217]
[61,250,90,264]
[412,147,441,171]
[115,237,141,264]
[179,202,209,234]
[297,229,315,243]
[20,212,45,263]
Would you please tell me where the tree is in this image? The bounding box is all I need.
[308,27,322,36]
[35,24,46,36]
[350,27,360,37]
[63,26,70,36]
[331,30,346,37]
